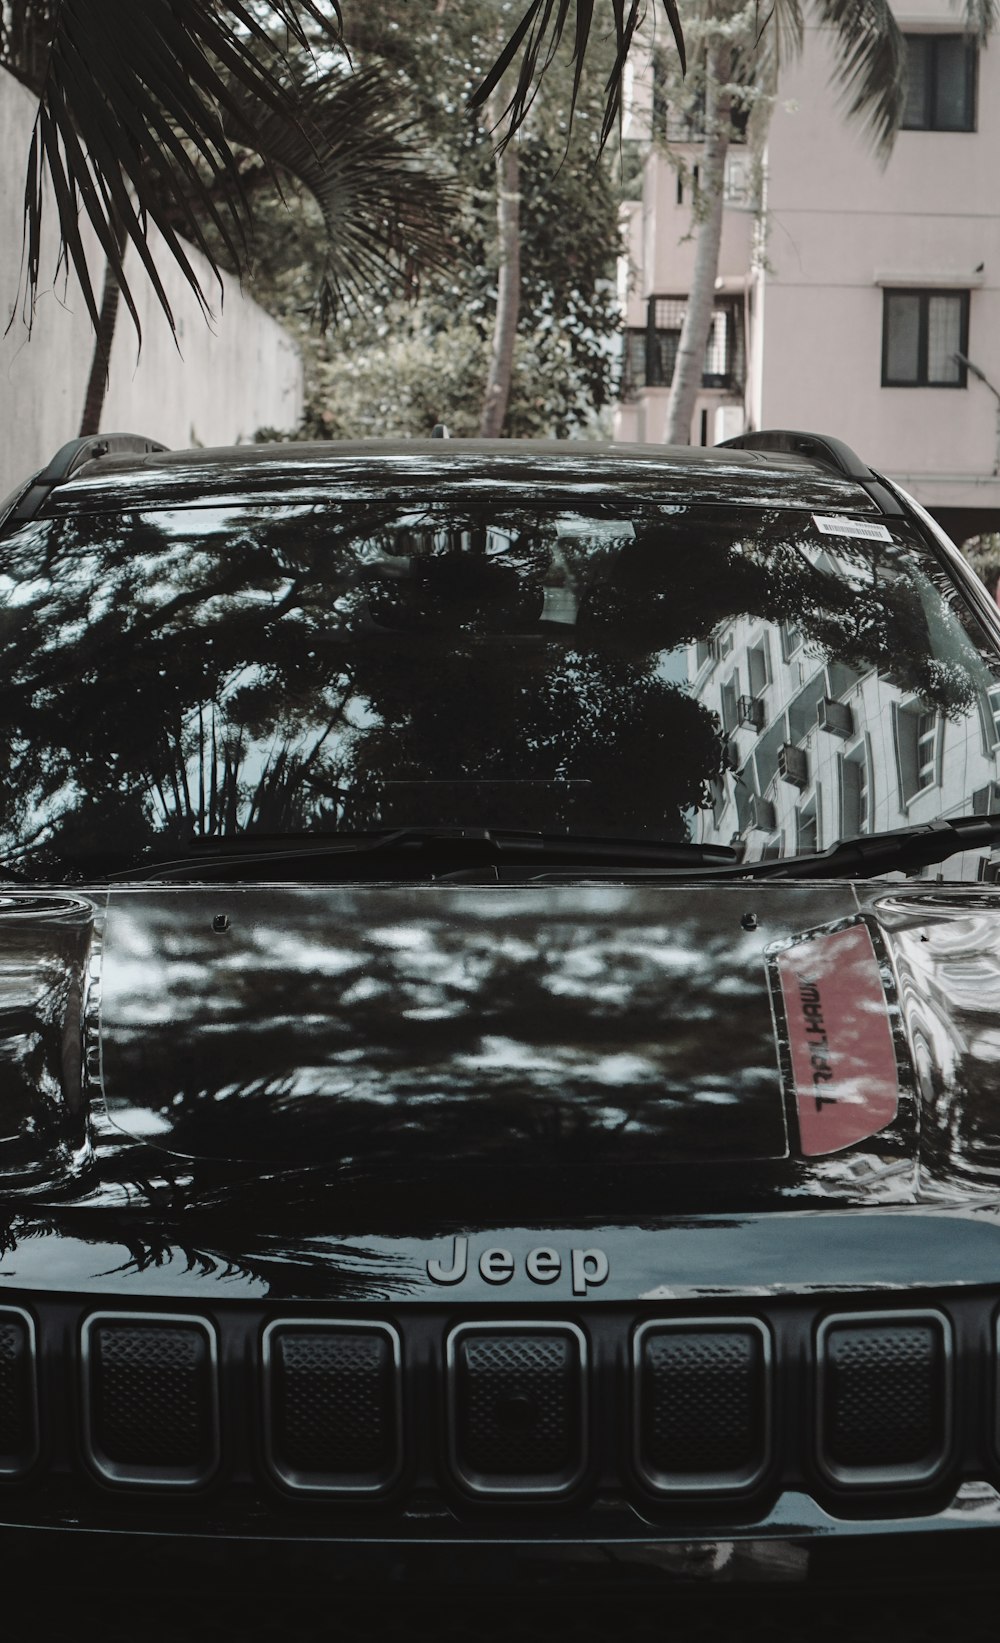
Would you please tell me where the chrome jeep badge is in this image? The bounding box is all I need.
[426,1236,609,1294]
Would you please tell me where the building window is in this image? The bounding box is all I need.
[797,799,819,855]
[747,638,770,700]
[780,621,802,661]
[620,296,745,397]
[902,34,976,131]
[708,773,728,827]
[893,702,941,805]
[882,290,969,388]
[981,680,1000,748]
[724,151,752,207]
[841,744,870,836]
[915,711,938,791]
[720,672,740,734]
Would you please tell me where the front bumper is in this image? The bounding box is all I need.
[3,1217,1000,1588]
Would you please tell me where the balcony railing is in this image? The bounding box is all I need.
[620,296,745,400]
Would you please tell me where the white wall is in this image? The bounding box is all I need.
[614,1,1000,508]
[757,12,1000,513]
[0,69,302,502]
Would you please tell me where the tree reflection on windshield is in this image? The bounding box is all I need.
[0,499,990,876]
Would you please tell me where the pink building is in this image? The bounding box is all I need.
[614,4,1000,543]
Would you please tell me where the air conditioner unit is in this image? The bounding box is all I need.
[738,693,765,731]
[817,697,854,738]
[747,795,776,831]
[777,744,809,789]
[973,783,1000,815]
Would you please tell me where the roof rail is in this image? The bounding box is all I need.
[716,428,871,477]
[716,428,904,515]
[6,432,169,525]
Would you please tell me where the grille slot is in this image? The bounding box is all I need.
[82,1313,219,1487]
[447,1322,587,1498]
[634,1319,771,1495]
[816,1311,952,1487]
[262,1321,402,1495]
[0,1308,36,1476]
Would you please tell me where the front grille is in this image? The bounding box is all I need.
[0,1295,985,1519]
[82,1313,219,1486]
[0,1308,36,1475]
[634,1319,770,1495]
[447,1323,586,1496]
[817,1311,951,1487]
[262,1322,401,1494]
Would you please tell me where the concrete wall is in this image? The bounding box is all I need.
[0,68,302,502]
[639,148,755,299]
[618,149,754,330]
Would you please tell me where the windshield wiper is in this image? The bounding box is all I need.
[119,826,741,882]
[728,813,1000,881]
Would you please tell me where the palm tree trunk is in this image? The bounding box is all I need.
[665,40,733,445]
[79,216,129,436]
[479,117,521,438]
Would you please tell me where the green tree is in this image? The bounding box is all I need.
[964,536,1000,602]
[1,1,683,350]
[288,0,624,438]
[0,0,454,443]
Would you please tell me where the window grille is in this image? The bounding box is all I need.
[916,712,937,791]
[621,297,745,396]
[894,703,941,804]
[882,290,969,388]
[902,35,976,131]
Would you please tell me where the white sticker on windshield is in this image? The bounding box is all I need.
[812,514,893,543]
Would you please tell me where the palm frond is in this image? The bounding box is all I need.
[811,0,905,157]
[468,0,687,151]
[752,0,803,76]
[225,66,457,329]
[963,0,999,41]
[1,0,342,340]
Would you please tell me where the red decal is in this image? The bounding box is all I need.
[776,924,897,1157]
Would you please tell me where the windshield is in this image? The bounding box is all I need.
[3,496,1000,878]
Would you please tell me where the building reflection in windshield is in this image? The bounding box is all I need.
[0,499,997,876]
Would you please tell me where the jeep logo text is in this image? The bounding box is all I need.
[426,1236,609,1294]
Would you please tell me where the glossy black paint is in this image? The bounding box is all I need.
[0,893,93,1188]
[41,440,883,518]
[100,882,861,1172]
[0,877,1000,1573]
[6,439,1000,1578]
[0,878,998,1276]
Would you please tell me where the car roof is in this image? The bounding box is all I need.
[36,438,883,517]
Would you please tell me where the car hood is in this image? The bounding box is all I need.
[83,875,987,1215]
[7,878,1000,1219]
[96,881,856,1169]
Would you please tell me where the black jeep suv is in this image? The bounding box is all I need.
[2,428,1000,1589]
